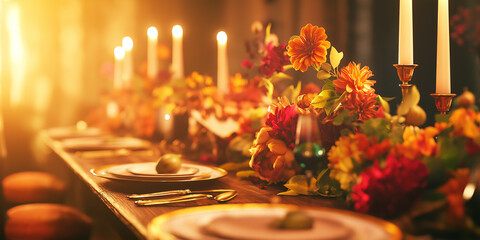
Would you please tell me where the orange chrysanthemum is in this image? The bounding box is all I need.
[287,24,331,72]
[394,126,439,160]
[342,92,379,121]
[333,62,375,95]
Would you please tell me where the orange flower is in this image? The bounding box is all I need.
[186,71,214,89]
[395,126,439,160]
[333,62,375,95]
[287,24,331,72]
[437,168,470,226]
[249,127,301,183]
[342,92,379,121]
[449,108,480,139]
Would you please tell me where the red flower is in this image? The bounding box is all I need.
[350,154,429,218]
[241,59,254,69]
[260,42,290,77]
[265,105,298,149]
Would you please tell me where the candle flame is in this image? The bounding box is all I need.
[122,36,133,51]
[217,31,227,44]
[114,46,125,60]
[147,26,158,39]
[172,25,183,38]
[164,114,171,121]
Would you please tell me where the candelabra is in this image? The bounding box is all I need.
[393,64,418,96]
[430,93,456,115]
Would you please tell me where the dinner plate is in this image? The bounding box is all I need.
[62,136,150,151]
[91,162,227,183]
[107,163,202,180]
[47,126,103,139]
[147,204,402,240]
[127,162,200,176]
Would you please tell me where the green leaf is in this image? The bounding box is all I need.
[288,35,299,42]
[322,79,336,91]
[281,82,302,103]
[311,90,335,109]
[315,169,344,197]
[220,160,251,171]
[377,96,391,113]
[330,46,343,70]
[282,175,318,195]
[316,70,331,80]
[260,79,274,100]
[277,190,300,196]
[236,170,259,179]
[397,85,420,116]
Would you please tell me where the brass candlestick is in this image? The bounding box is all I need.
[393,64,418,96]
[430,93,456,114]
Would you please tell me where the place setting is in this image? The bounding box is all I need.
[147,203,402,240]
[90,154,227,183]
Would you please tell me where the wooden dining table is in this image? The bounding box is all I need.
[41,131,343,240]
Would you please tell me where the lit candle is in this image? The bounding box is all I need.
[113,46,125,89]
[147,26,158,79]
[217,31,229,95]
[171,25,184,79]
[398,0,413,65]
[436,0,451,93]
[122,36,133,87]
[158,110,174,141]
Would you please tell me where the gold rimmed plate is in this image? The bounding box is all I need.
[62,136,151,151]
[147,204,402,240]
[90,163,227,183]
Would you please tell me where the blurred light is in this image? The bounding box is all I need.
[463,183,475,201]
[76,121,87,131]
[7,2,24,105]
[216,31,227,44]
[267,106,271,112]
[172,25,183,38]
[164,113,171,120]
[114,46,125,60]
[106,101,119,118]
[147,26,158,39]
[122,36,133,51]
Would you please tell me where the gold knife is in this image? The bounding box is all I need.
[126,189,234,199]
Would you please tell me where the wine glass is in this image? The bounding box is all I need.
[293,114,327,181]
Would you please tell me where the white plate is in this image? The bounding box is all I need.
[91,163,227,183]
[107,163,203,180]
[47,127,103,139]
[148,204,402,240]
[62,136,150,151]
[127,162,199,177]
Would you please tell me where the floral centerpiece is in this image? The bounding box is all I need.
[247,23,480,238]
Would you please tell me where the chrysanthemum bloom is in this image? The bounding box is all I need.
[230,73,249,93]
[287,24,331,72]
[265,105,298,149]
[450,108,480,139]
[394,126,439,160]
[350,154,429,218]
[342,92,379,121]
[437,168,469,225]
[328,133,371,190]
[249,127,300,183]
[260,42,290,77]
[186,71,214,89]
[333,62,375,95]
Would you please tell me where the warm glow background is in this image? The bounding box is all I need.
[0,0,478,175]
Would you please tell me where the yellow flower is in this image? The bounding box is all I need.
[230,73,248,93]
[186,71,214,89]
[395,126,439,160]
[287,24,331,72]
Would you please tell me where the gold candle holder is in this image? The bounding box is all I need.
[393,64,418,96]
[430,93,456,114]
